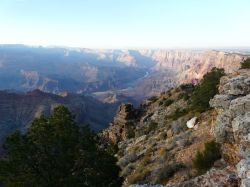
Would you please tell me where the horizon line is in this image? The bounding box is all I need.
[1,43,250,51]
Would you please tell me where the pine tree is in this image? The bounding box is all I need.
[0,105,121,187]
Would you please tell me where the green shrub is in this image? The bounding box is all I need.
[240,58,250,69]
[145,122,158,134]
[171,108,188,120]
[126,126,135,139]
[192,140,221,173]
[164,99,174,107]
[191,67,225,112]
[156,163,185,183]
[159,100,164,105]
[159,99,174,107]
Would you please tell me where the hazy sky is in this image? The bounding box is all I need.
[0,0,250,49]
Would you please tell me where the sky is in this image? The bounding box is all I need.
[0,0,250,49]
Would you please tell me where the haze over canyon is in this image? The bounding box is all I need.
[0,44,248,141]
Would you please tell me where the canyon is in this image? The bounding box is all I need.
[0,45,248,141]
[0,45,246,101]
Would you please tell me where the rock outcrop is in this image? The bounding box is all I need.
[210,69,250,186]
[102,104,137,144]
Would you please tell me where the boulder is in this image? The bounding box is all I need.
[186,117,197,128]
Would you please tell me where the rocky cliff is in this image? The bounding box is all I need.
[210,69,250,187]
[103,68,250,187]
[118,50,246,100]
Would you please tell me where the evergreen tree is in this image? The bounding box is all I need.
[191,67,225,112]
[0,105,121,187]
[240,58,250,69]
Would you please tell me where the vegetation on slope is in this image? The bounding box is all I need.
[113,68,226,185]
[193,140,221,173]
[190,67,225,112]
[0,106,122,187]
[240,58,250,69]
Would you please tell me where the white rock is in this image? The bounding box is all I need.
[187,117,197,129]
[236,158,250,178]
[242,179,250,187]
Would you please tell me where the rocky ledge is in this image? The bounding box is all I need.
[210,69,250,187]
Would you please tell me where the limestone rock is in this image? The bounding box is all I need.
[236,158,250,179]
[213,111,235,143]
[209,94,233,110]
[210,69,250,187]
[219,70,250,96]
[242,179,250,187]
[229,94,250,117]
[232,112,250,143]
[186,117,197,129]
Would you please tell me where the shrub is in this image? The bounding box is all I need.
[170,108,188,120]
[164,99,174,107]
[156,163,186,183]
[191,67,225,112]
[192,140,221,173]
[240,58,250,69]
[126,126,135,139]
[145,122,158,134]
[159,99,174,107]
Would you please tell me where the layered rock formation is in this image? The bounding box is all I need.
[119,50,246,100]
[0,45,247,102]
